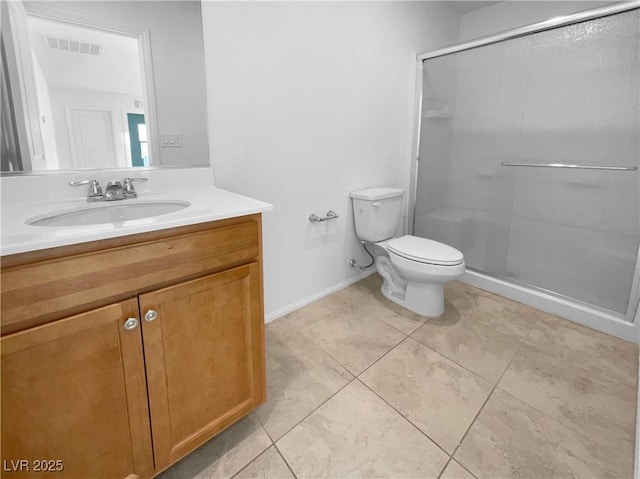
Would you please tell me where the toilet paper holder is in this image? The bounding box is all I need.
[309,210,339,223]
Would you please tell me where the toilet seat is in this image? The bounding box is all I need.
[387,235,463,266]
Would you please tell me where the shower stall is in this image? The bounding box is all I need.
[411,2,640,341]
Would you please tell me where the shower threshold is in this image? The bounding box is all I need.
[460,268,638,344]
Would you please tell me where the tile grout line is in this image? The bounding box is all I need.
[295,328,364,378]
[450,301,554,457]
[355,296,536,479]
[435,455,479,479]
[356,282,428,333]
[271,323,446,448]
[436,457,453,479]
[356,377,453,461]
[448,338,524,471]
[261,283,409,450]
[297,293,411,379]
[258,311,358,476]
[267,281,549,478]
[354,333,409,378]
[502,317,638,452]
[407,290,549,385]
[478,312,635,476]
[261,299,412,455]
[245,287,372,477]
[494,384,632,457]
[406,332,496,387]
[247,377,361,479]
[366,307,427,337]
[283,283,444,445]
[229,443,276,479]
[338,278,429,338]
[522,315,540,344]
[281,281,632,477]
[225,413,277,479]
[296,290,410,374]
[272,442,299,479]
[344,298,418,339]
[192,283,618,479]
[266,377,358,448]
[456,460,478,479]
[254,412,276,444]
[356,283,540,473]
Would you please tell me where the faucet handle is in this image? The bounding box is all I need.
[123,177,148,198]
[69,179,103,202]
[123,177,148,185]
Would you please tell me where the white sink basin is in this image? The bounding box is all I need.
[26,200,191,227]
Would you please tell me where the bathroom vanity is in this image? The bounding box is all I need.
[0,172,272,478]
[2,0,273,473]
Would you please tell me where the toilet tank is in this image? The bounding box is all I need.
[350,187,405,242]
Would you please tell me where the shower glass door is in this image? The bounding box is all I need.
[414,9,640,317]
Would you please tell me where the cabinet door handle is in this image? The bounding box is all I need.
[124,318,139,330]
[144,310,158,322]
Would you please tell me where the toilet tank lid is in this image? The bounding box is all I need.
[350,187,405,201]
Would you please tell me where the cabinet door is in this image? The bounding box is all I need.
[1,299,154,479]
[140,263,266,469]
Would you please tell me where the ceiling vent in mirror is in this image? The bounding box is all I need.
[45,36,101,56]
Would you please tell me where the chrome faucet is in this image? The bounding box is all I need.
[69,177,148,202]
[69,179,103,202]
[122,177,148,198]
[104,180,125,201]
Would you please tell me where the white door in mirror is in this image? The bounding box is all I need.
[69,109,120,168]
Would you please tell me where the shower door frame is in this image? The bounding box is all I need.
[409,0,640,342]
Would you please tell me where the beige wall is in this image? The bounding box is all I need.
[203,2,462,318]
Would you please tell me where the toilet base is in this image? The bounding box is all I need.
[380,280,445,317]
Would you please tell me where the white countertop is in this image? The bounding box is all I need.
[1,168,273,256]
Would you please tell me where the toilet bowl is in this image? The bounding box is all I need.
[351,187,465,317]
[375,236,465,316]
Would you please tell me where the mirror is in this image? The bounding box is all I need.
[1,0,210,173]
[19,15,146,170]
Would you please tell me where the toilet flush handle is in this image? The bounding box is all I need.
[372,201,382,207]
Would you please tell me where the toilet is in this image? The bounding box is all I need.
[351,187,465,316]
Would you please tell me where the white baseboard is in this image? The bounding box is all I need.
[264,270,375,324]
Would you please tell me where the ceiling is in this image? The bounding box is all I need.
[447,1,502,14]
[27,16,143,97]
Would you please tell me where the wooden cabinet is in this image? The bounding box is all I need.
[1,299,154,479]
[141,263,265,469]
[0,215,266,479]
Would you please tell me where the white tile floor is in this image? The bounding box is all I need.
[159,275,638,479]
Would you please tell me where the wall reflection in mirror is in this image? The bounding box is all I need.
[1,1,210,173]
